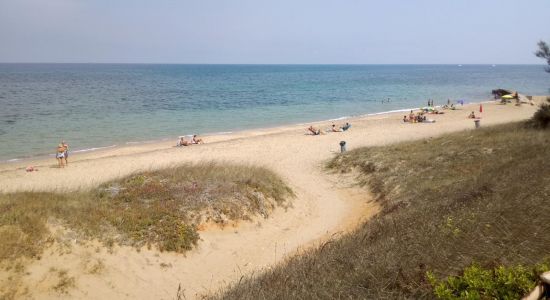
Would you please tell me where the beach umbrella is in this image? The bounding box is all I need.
[479,104,483,113]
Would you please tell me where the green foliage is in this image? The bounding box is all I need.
[535,40,550,73]
[427,261,550,299]
[528,99,550,129]
[0,163,293,263]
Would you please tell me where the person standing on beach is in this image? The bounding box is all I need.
[62,140,69,166]
[56,144,65,168]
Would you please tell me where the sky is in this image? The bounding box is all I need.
[0,0,549,64]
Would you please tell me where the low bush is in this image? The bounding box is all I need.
[0,162,293,262]
[427,261,550,299]
[527,96,550,129]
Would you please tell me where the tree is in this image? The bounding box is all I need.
[535,40,550,73]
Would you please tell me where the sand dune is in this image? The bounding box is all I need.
[0,98,543,299]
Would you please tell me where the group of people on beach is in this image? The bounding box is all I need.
[177,135,204,146]
[307,122,351,135]
[402,98,480,124]
[55,141,69,168]
[403,108,438,123]
[51,133,205,169]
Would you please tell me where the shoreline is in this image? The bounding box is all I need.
[0,95,542,189]
[0,97,497,167]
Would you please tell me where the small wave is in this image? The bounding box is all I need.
[5,158,21,163]
[72,145,117,153]
[365,108,420,116]
[327,116,351,121]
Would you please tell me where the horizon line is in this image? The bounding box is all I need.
[0,62,545,66]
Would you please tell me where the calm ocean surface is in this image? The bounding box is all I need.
[0,64,548,161]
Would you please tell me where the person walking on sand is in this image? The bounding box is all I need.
[56,143,65,168]
[61,140,69,166]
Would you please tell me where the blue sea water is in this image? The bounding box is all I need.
[0,64,548,161]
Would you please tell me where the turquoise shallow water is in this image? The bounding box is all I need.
[0,64,548,161]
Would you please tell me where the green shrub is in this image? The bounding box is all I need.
[528,97,550,129]
[0,163,293,263]
[427,261,550,299]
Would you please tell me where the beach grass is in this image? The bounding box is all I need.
[212,122,550,299]
[0,162,294,264]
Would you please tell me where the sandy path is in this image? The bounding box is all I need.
[0,98,543,299]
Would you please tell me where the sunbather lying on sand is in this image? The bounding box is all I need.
[307,126,322,135]
[177,137,192,146]
[331,124,342,132]
[341,122,351,131]
[192,135,204,144]
[468,111,482,119]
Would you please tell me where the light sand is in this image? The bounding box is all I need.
[0,97,544,299]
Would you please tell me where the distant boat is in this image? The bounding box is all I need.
[458,64,463,67]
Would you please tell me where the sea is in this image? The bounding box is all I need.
[1,64,548,162]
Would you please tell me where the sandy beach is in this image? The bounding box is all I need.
[0,97,545,299]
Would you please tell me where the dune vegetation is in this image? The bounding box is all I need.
[0,162,293,264]
[212,121,550,299]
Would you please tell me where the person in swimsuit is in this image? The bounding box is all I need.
[192,135,204,144]
[409,110,416,122]
[178,137,191,146]
[307,126,321,135]
[341,122,351,131]
[61,140,69,166]
[56,144,65,168]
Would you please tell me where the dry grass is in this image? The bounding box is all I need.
[212,122,550,299]
[51,268,76,294]
[0,162,293,264]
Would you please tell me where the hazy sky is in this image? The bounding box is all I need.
[0,0,548,64]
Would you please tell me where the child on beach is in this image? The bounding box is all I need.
[62,140,69,166]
